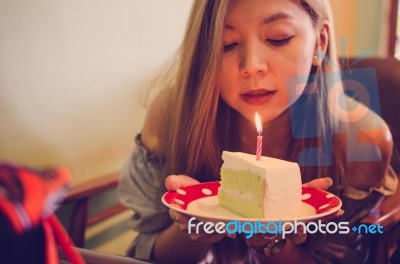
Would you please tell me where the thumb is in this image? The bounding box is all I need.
[165,175,199,191]
[303,177,333,190]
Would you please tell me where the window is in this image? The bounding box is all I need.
[396,2,400,59]
[391,0,400,58]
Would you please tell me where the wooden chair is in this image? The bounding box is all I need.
[55,171,160,263]
[57,171,128,248]
[362,180,400,263]
[344,57,400,174]
[346,57,400,263]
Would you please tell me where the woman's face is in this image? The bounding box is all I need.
[220,0,321,124]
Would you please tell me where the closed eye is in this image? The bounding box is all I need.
[267,36,293,46]
[223,43,238,52]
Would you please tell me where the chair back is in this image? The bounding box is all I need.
[344,57,400,174]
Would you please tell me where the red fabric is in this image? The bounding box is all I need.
[0,162,84,264]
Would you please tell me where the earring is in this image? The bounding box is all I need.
[312,55,319,66]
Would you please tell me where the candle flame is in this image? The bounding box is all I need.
[255,112,262,135]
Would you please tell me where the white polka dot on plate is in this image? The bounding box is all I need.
[302,193,311,200]
[177,189,187,195]
[202,188,212,195]
[326,193,334,198]
[318,204,329,210]
[174,199,185,205]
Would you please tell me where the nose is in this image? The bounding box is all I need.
[239,42,268,76]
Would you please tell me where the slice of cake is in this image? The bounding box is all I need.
[218,151,302,219]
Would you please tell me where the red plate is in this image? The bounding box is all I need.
[162,181,342,223]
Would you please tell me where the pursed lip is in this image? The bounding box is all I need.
[240,88,276,105]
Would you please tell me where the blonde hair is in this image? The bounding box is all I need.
[290,0,348,192]
[158,0,230,181]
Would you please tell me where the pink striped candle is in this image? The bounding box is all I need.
[255,112,263,160]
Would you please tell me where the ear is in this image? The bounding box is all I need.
[312,21,330,66]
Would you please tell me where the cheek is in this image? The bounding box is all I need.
[221,58,234,83]
[285,34,316,74]
[287,84,306,107]
[219,86,228,102]
[219,84,237,110]
[219,77,231,104]
[288,52,313,75]
[281,52,314,104]
[220,60,235,99]
[282,67,312,111]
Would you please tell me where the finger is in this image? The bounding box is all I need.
[226,232,237,239]
[165,175,200,191]
[303,177,333,190]
[246,233,280,248]
[320,209,345,222]
[246,235,269,248]
[336,209,345,217]
[287,226,307,245]
[169,209,190,224]
[291,233,307,245]
[190,233,226,243]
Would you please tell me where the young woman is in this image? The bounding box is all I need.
[119,0,398,263]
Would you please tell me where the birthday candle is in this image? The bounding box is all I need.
[255,112,262,160]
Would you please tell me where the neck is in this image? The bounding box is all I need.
[238,110,292,159]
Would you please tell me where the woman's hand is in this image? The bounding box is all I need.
[246,177,343,256]
[303,177,344,219]
[165,174,199,191]
[302,177,333,190]
[165,175,227,244]
[245,226,306,256]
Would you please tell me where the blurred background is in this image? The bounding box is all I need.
[0,0,399,257]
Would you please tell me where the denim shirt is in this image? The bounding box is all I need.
[118,134,171,259]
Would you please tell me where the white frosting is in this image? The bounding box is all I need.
[221,151,302,219]
[221,151,300,176]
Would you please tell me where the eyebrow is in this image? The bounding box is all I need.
[224,12,294,30]
[263,12,294,24]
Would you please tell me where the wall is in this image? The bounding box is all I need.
[329,0,358,57]
[329,0,388,57]
[0,0,193,185]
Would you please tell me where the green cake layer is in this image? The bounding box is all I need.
[218,168,265,218]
